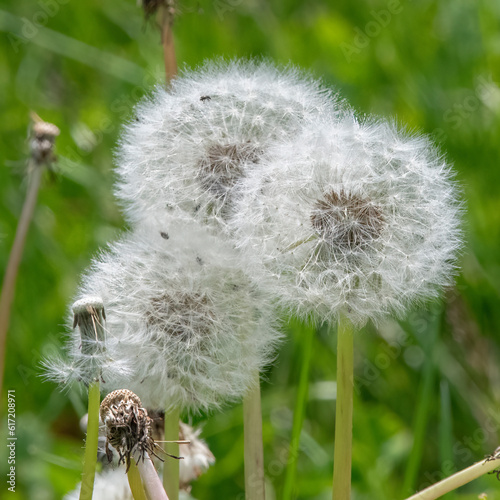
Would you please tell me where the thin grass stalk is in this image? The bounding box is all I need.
[282,323,315,500]
[402,314,439,495]
[332,315,354,500]
[79,380,100,500]
[0,161,43,394]
[243,371,265,500]
[127,461,148,500]
[163,408,180,500]
[438,380,455,500]
[404,454,500,500]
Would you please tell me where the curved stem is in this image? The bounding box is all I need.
[332,316,354,500]
[404,455,500,500]
[79,380,100,500]
[244,372,265,500]
[137,452,169,500]
[0,162,43,395]
[282,324,315,500]
[163,408,179,500]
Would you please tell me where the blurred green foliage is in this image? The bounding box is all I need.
[1,0,500,499]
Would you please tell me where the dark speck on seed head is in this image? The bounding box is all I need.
[200,95,211,102]
[160,231,169,240]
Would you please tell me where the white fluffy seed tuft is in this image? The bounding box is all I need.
[57,217,281,412]
[229,117,463,326]
[114,59,346,229]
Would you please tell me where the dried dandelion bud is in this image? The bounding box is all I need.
[30,114,60,166]
[100,389,156,471]
[72,296,106,356]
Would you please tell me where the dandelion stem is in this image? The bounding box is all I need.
[163,407,179,500]
[332,315,354,500]
[137,451,169,500]
[127,460,148,500]
[160,2,177,84]
[79,380,100,500]
[243,372,266,500]
[403,454,500,500]
[0,160,43,395]
[282,323,315,500]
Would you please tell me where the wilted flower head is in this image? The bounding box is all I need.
[115,59,344,228]
[49,217,280,411]
[230,117,463,326]
[100,389,158,470]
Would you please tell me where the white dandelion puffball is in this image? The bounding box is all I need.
[64,218,280,412]
[230,117,463,326]
[115,59,345,228]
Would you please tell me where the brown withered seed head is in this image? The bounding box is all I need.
[100,389,156,470]
[30,117,60,166]
[198,142,261,197]
[310,190,384,249]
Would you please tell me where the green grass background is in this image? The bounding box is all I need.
[1,0,500,498]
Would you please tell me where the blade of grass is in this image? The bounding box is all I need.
[438,379,455,500]
[402,311,440,496]
[282,322,315,500]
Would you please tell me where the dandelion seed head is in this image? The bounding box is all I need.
[231,117,463,326]
[115,59,345,228]
[70,218,281,412]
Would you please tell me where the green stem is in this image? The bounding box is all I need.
[163,407,179,500]
[243,372,265,500]
[332,315,354,500]
[127,460,148,500]
[403,455,500,500]
[282,324,315,500]
[79,380,100,500]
